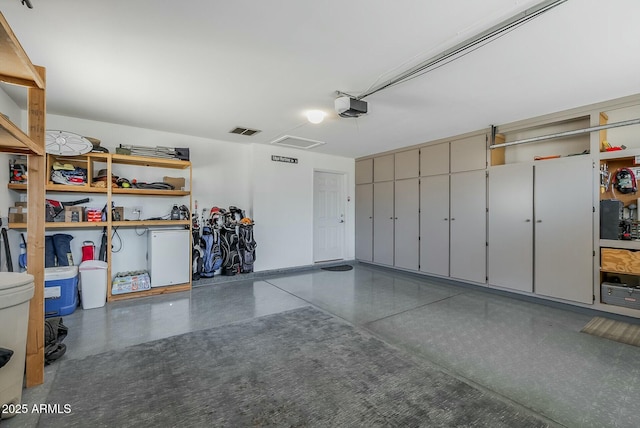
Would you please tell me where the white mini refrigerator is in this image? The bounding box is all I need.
[147,229,190,287]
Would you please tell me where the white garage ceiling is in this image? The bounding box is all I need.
[1,0,639,158]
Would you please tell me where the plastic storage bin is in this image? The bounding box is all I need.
[0,272,34,419]
[45,266,78,317]
[79,260,108,309]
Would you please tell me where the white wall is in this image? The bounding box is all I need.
[0,88,27,270]
[0,100,355,274]
[251,144,355,271]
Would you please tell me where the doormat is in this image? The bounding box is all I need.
[581,316,640,347]
[321,264,353,271]
[38,307,547,427]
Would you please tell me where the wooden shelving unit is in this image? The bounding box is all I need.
[0,11,47,387]
[9,152,193,303]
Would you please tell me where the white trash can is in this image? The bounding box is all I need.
[0,272,34,419]
[79,260,108,310]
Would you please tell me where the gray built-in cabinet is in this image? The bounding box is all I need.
[487,159,593,303]
[357,133,487,279]
[356,94,640,319]
[419,134,487,283]
[355,159,373,262]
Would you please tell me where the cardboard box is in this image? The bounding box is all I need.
[64,206,85,222]
[163,176,185,190]
[8,206,27,223]
[113,207,124,221]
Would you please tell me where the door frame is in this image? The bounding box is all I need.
[313,169,347,263]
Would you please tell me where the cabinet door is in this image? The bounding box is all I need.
[420,175,450,276]
[373,181,394,266]
[394,178,419,270]
[450,170,487,283]
[450,134,487,173]
[488,164,533,292]
[421,142,449,176]
[355,183,373,261]
[374,154,394,182]
[534,159,593,304]
[395,149,420,180]
[355,159,373,184]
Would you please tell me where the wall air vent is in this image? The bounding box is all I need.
[270,135,326,150]
[229,127,261,136]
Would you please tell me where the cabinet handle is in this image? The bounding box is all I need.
[525,219,531,222]
[536,220,542,223]
[444,218,448,221]
[369,216,372,219]
[389,217,393,220]
[451,218,455,221]
[394,217,398,220]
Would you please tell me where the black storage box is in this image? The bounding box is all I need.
[601,282,640,310]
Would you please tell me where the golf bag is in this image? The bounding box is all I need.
[238,219,256,273]
[191,212,203,280]
[200,225,223,278]
[218,207,242,276]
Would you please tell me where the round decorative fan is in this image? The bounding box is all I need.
[45,130,94,155]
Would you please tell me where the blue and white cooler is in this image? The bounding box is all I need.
[45,266,79,317]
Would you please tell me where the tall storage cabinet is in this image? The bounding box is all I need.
[534,158,593,304]
[373,181,394,266]
[420,174,450,276]
[357,150,420,270]
[393,150,420,271]
[488,164,534,292]
[355,159,373,262]
[394,178,419,270]
[450,170,487,283]
[419,135,487,282]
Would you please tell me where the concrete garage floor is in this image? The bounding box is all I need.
[6,263,640,427]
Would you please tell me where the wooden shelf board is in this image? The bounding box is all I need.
[599,147,640,162]
[108,283,191,302]
[112,220,189,227]
[8,182,27,190]
[9,221,108,229]
[45,184,108,193]
[111,153,190,169]
[112,188,190,196]
[600,239,640,250]
[9,183,188,195]
[0,12,45,89]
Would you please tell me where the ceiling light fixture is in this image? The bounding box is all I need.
[306,110,326,124]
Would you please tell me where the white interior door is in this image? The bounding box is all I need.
[314,171,346,262]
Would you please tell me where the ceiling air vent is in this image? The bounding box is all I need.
[270,135,326,150]
[229,127,261,136]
